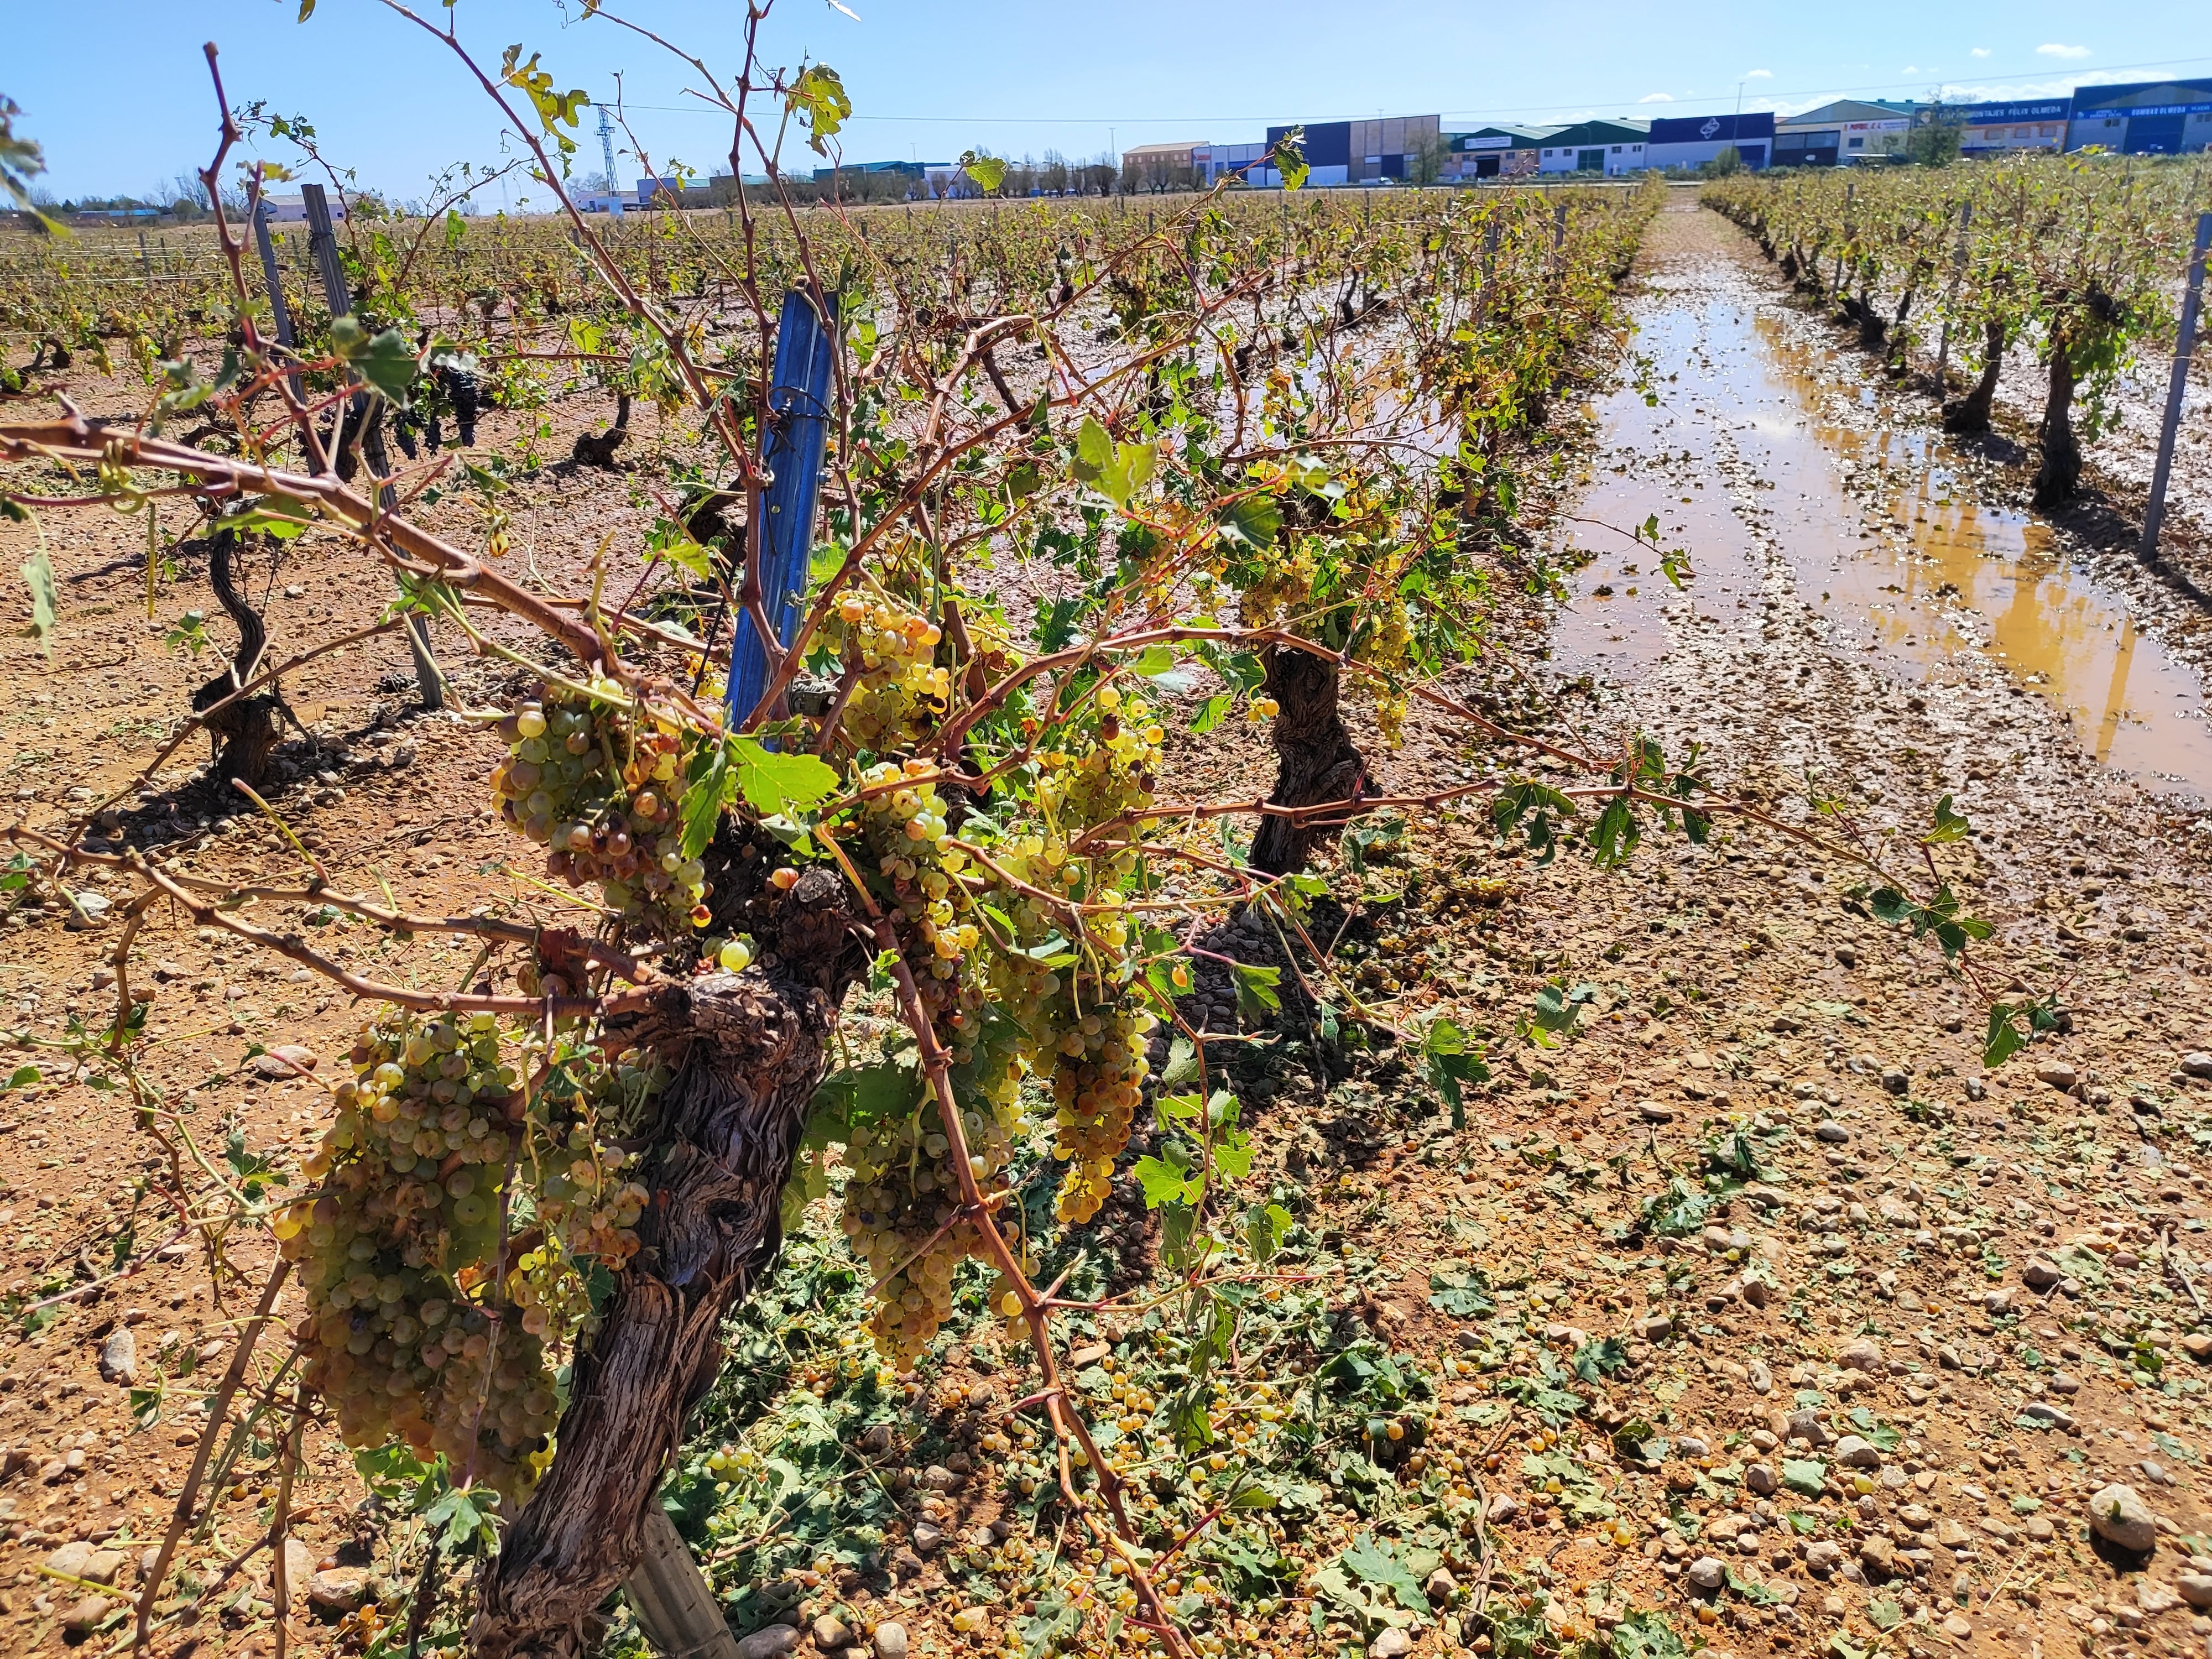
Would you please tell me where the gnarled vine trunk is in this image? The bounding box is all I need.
[1885,286,1916,377]
[471,867,867,1659]
[2033,335,2083,510]
[1248,647,1365,878]
[1942,320,2004,434]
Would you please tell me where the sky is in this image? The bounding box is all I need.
[6,0,2210,205]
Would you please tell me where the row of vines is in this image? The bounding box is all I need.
[1702,154,2212,509]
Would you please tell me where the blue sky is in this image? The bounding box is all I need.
[6,0,2208,204]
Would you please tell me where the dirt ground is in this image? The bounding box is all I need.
[0,191,2209,1659]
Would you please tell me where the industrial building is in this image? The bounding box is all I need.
[1121,143,1208,192]
[1644,112,1773,171]
[1200,143,1272,186]
[1261,116,1442,187]
[2065,78,2212,155]
[1444,126,1553,180]
[1535,120,1650,175]
[1773,100,1915,166]
[1957,101,2069,157]
[811,159,939,184]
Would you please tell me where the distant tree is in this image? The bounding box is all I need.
[1910,98,1965,166]
[1702,146,1744,178]
[1407,132,1449,187]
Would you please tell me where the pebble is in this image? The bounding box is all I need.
[811,1614,854,1651]
[1837,1338,1882,1371]
[1785,1407,1831,1446]
[2036,1060,2079,1091]
[2181,1052,2212,1079]
[2090,1483,2159,1554]
[1370,1630,1413,1658]
[1425,1567,1458,1601]
[98,1327,137,1385]
[2176,1574,2212,1610]
[735,1627,801,1659]
[910,1521,944,1554]
[1804,1541,1844,1574]
[2023,1257,2063,1289]
[1686,1557,1727,1590]
[1637,1100,1676,1123]
[1835,1434,1882,1468]
[872,1621,909,1659]
[252,1044,321,1079]
[308,1567,373,1610]
[1745,1463,1778,1495]
[1858,1535,1896,1575]
[1815,1121,1851,1144]
[43,1542,124,1584]
[60,1595,110,1634]
[1943,1614,1974,1639]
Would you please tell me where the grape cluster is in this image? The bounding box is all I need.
[1038,684,1164,832]
[858,760,992,1056]
[489,684,709,938]
[821,685,1174,1363]
[1046,1005,1155,1224]
[823,587,949,750]
[278,1015,653,1501]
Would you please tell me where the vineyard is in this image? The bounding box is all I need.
[1701,156,2212,517]
[3,15,2212,1659]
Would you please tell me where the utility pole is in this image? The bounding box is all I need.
[597,101,624,219]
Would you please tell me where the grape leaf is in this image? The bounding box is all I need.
[790,65,852,154]
[1338,1535,1428,1615]
[680,742,732,861]
[731,739,840,818]
[18,545,56,656]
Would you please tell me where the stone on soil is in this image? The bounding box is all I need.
[2089,1484,2159,1553]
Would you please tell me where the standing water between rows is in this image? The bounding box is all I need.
[1554,208,2212,802]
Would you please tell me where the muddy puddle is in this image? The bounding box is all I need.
[1554,265,2212,801]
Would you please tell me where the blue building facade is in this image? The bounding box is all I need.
[2066,79,2212,155]
[1645,112,1775,171]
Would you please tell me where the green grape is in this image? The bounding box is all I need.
[488,684,711,938]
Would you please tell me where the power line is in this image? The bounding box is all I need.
[612,50,2212,128]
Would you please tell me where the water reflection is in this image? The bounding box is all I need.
[1556,287,2212,799]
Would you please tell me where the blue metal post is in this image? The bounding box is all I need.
[728,287,834,724]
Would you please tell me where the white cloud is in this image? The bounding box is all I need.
[2036,43,2091,59]
[1744,69,1773,80]
[1639,92,1674,103]
[1934,76,2076,103]
[1970,46,1991,58]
